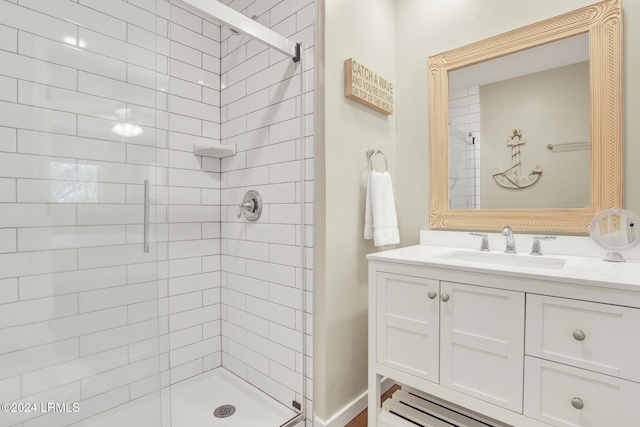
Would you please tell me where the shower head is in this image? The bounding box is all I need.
[227,15,258,36]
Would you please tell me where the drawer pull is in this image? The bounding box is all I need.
[571,397,584,410]
[441,293,450,302]
[572,330,586,341]
[428,291,437,299]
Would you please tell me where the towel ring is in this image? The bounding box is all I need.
[366,148,388,172]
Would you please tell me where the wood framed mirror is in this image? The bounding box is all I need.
[428,0,622,233]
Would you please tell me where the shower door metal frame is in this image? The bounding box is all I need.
[177,0,301,61]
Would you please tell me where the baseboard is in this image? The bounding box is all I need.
[313,378,396,427]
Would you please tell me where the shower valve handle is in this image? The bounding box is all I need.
[237,201,254,218]
[237,190,263,221]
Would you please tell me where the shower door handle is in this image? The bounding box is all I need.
[143,179,150,253]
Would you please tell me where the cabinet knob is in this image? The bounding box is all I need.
[441,293,450,302]
[572,330,586,341]
[571,397,584,410]
[428,291,437,299]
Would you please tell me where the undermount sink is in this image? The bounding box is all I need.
[437,250,566,270]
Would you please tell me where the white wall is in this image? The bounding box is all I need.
[316,0,396,421]
[393,0,640,242]
[481,62,590,209]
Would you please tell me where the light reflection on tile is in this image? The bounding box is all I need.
[49,161,77,182]
[52,181,99,203]
[78,115,156,147]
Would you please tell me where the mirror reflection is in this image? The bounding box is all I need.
[447,33,590,210]
[589,209,640,251]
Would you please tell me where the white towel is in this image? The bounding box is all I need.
[364,172,375,240]
[365,170,400,247]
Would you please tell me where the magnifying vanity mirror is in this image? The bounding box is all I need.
[429,0,622,233]
[589,208,640,261]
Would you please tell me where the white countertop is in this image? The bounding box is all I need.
[367,244,640,292]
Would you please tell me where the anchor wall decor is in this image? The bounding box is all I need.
[492,129,542,189]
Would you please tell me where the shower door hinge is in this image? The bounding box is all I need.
[292,400,301,410]
[292,43,301,62]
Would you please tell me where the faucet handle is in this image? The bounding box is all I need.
[470,232,490,252]
[530,235,556,256]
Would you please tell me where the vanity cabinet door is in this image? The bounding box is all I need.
[439,282,525,412]
[376,273,440,383]
[526,295,640,382]
[524,357,640,427]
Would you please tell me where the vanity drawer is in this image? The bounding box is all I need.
[524,357,640,427]
[525,295,640,381]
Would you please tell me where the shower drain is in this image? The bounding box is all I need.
[213,405,236,418]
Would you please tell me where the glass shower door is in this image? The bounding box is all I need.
[0,1,164,426]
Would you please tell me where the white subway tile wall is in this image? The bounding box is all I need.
[217,0,314,422]
[0,0,172,425]
[449,86,481,209]
[0,0,314,425]
[162,0,223,392]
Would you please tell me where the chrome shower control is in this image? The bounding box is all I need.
[237,201,254,218]
[237,190,262,221]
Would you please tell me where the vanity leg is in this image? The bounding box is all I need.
[368,372,382,427]
[368,262,381,426]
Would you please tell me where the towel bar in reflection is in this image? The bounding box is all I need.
[547,142,590,151]
[366,148,388,172]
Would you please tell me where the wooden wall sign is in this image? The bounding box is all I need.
[344,58,394,115]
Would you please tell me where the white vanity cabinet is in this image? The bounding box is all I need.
[439,281,524,412]
[375,273,525,406]
[525,295,640,382]
[523,357,640,427]
[368,262,530,427]
[376,272,440,382]
[523,295,640,426]
[368,256,640,427]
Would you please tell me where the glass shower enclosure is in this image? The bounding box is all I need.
[0,0,308,426]
[0,0,164,425]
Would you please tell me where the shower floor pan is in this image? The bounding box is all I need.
[170,368,299,427]
[66,368,299,427]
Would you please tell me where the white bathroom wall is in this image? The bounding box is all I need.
[393,0,640,240]
[0,0,165,425]
[215,0,315,420]
[160,0,223,388]
[315,0,396,422]
[480,62,590,209]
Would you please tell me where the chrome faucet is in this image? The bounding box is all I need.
[502,226,516,253]
[530,235,556,256]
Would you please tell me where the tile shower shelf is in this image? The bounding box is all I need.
[193,143,237,158]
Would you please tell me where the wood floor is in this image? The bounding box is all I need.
[345,385,401,427]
